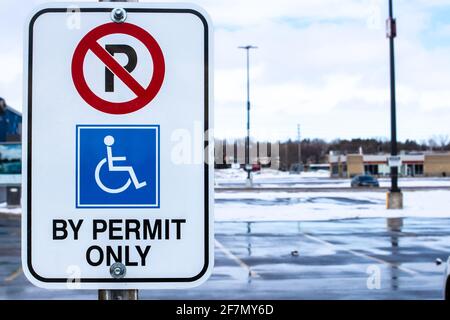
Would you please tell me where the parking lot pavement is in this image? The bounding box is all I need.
[0,214,448,299]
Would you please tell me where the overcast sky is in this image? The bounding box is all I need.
[2,0,450,142]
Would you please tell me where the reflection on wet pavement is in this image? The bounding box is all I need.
[0,215,448,299]
[215,196,382,206]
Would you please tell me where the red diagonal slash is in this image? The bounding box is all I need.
[89,41,146,97]
[72,22,165,114]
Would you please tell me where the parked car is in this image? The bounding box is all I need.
[252,163,261,172]
[350,175,380,188]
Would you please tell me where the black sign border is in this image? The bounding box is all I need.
[26,7,210,284]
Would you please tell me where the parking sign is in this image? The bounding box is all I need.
[22,3,213,289]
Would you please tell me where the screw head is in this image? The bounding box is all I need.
[111,8,127,23]
[110,262,126,279]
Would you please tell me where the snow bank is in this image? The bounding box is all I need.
[215,190,450,222]
[4,182,450,222]
[0,202,21,215]
[215,168,332,186]
[215,168,450,188]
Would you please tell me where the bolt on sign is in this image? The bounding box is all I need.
[22,3,213,289]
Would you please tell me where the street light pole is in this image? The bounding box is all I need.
[388,0,399,193]
[297,124,302,169]
[386,0,403,209]
[238,45,257,184]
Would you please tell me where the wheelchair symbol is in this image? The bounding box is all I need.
[94,135,147,194]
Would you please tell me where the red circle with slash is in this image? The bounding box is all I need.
[71,22,165,114]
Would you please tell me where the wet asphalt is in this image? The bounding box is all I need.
[0,214,448,300]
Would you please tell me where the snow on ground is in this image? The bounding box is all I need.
[0,202,21,215]
[215,190,450,222]
[215,168,329,181]
[215,168,340,187]
[378,178,450,187]
[215,168,450,188]
[3,189,450,222]
[4,169,450,221]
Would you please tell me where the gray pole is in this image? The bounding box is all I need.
[297,124,301,166]
[387,0,400,193]
[238,45,257,182]
[386,0,403,209]
[98,289,139,300]
[98,0,139,301]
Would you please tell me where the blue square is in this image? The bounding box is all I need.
[76,125,159,208]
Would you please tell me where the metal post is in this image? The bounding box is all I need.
[238,45,257,183]
[387,0,400,193]
[98,290,139,300]
[297,124,301,167]
[386,0,403,209]
[98,0,139,301]
[246,48,250,180]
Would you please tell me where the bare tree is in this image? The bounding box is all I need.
[434,134,450,151]
[428,137,438,151]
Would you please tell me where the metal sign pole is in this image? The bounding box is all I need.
[98,289,139,300]
[97,0,139,301]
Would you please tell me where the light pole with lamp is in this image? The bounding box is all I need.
[386,0,403,209]
[238,45,257,186]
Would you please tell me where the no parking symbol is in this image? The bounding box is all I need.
[71,22,165,114]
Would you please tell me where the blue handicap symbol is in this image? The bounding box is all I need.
[76,125,159,208]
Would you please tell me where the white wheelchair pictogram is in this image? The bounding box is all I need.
[94,135,147,194]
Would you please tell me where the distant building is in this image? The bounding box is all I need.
[0,98,22,206]
[0,97,21,142]
[329,152,450,178]
[308,163,330,172]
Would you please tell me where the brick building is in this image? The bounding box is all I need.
[329,152,450,178]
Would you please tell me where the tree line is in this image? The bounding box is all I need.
[215,135,450,170]
[279,135,450,169]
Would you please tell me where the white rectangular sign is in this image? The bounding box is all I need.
[22,2,213,289]
[388,156,402,168]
